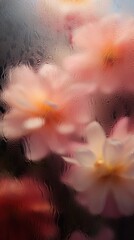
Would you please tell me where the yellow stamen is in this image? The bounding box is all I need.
[32,98,62,126]
[94,157,126,182]
[102,43,120,68]
[17,91,63,126]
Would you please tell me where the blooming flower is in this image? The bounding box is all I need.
[0,177,57,240]
[53,0,99,27]
[62,118,134,216]
[63,14,134,93]
[38,0,111,34]
[1,64,91,160]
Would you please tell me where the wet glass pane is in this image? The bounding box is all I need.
[0,1,134,240]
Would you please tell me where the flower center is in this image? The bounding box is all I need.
[102,43,120,69]
[94,158,126,182]
[34,99,58,116]
[17,91,63,127]
[32,98,62,126]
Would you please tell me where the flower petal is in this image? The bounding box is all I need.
[64,93,91,125]
[23,117,45,130]
[47,130,71,155]
[38,64,67,90]
[88,182,109,214]
[121,178,134,196]
[86,122,106,155]
[103,139,123,164]
[112,184,134,215]
[62,157,78,165]
[25,132,49,161]
[2,110,27,139]
[74,149,96,167]
[123,136,134,158]
[62,165,92,192]
[56,123,75,134]
[121,155,134,178]
[111,117,129,140]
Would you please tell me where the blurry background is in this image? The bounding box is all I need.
[0,1,134,240]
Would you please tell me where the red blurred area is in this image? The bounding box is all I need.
[0,177,57,240]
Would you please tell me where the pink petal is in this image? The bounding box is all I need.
[25,131,49,161]
[73,24,92,49]
[8,65,41,89]
[63,53,95,81]
[2,110,27,139]
[56,123,75,134]
[103,139,124,164]
[38,64,68,91]
[112,184,134,216]
[62,156,79,165]
[3,66,44,111]
[86,122,106,154]
[73,22,103,50]
[88,182,109,214]
[62,165,91,192]
[102,193,121,218]
[63,93,91,126]
[47,130,72,155]
[110,117,129,140]
[74,149,96,167]
[123,136,134,158]
[121,155,134,179]
[120,178,134,197]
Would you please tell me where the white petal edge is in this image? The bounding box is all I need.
[63,166,92,192]
[103,139,124,165]
[86,121,106,155]
[62,156,79,165]
[25,133,49,161]
[56,123,75,134]
[74,149,96,167]
[23,117,45,130]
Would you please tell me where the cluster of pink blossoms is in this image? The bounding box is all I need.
[1,0,134,219]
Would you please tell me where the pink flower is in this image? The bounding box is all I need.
[0,177,57,240]
[63,14,134,93]
[62,118,134,216]
[1,64,91,160]
[38,0,112,48]
[38,0,111,29]
[53,0,109,28]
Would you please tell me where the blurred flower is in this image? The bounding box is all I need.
[0,177,57,240]
[38,0,111,40]
[1,64,91,160]
[62,118,134,216]
[63,14,134,93]
[69,231,90,240]
[52,0,100,28]
[69,227,114,240]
